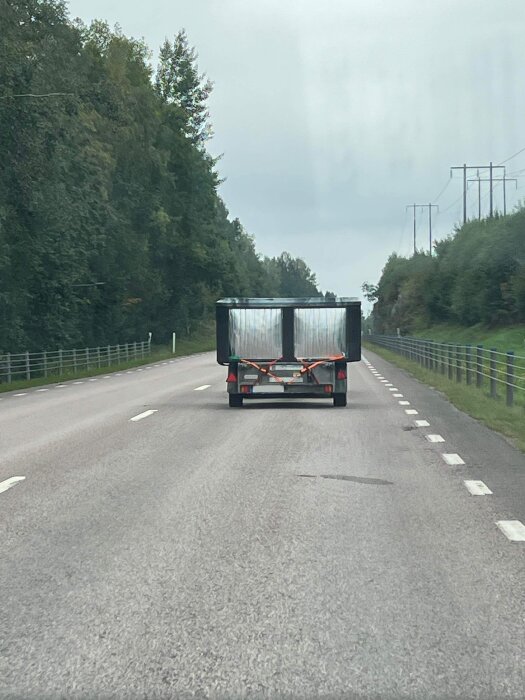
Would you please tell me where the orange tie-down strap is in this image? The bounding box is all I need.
[239,355,345,385]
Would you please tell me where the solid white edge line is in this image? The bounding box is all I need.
[130,409,158,422]
[0,476,26,494]
[496,520,525,541]
[464,480,492,495]
[442,453,465,466]
[194,385,211,391]
[426,434,445,443]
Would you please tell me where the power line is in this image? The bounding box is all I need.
[497,144,525,166]
[0,92,73,99]
[433,177,452,203]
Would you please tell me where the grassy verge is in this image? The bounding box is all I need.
[0,330,215,394]
[364,340,525,452]
[410,323,525,353]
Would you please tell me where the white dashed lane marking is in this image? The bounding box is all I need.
[426,434,445,443]
[405,409,418,415]
[442,453,465,466]
[464,480,492,495]
[415,420,430,427]
[130,409,158,422]
[36,388,49,392]
[13,393,27,397]
[0,476,26,494]
[393,393,403,397]
[194,385,211,391]
[496,520,525,542]
[399,400,410,406]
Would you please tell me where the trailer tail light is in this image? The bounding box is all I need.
[337,368,347,380]
[324,384,333,393]
[227,371,237,383]
[241,385,251,394]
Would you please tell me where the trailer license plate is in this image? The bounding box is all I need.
[253,385,284,393]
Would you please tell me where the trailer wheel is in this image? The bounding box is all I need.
[333,393,347,407]
[229,394,243,408]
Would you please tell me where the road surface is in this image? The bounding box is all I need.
[1,350,524,699]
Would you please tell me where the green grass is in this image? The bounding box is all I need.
[409,323,525,353]
[363,340,525,453]
[0,329,216,394]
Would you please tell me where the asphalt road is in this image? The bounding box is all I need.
[0,350,524,699]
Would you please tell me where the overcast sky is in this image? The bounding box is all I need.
[68,0,525,302]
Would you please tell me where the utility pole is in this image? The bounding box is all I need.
[406,204,417,255]
[467,176,518,217]
[451,163,505,223]
[406,203,438,255]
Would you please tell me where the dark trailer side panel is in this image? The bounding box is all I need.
[216,297,361,365]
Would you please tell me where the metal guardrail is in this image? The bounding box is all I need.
[368,335,525,408]
[0,341,151,384]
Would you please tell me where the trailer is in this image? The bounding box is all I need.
[216,297,361,407]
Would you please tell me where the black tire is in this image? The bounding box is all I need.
[333,393,347,407]
[229,394,243,407]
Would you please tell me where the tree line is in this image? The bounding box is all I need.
[0,0,320,352]
[365,207,525,333]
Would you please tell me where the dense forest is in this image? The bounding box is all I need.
[0,0,321,352]
[366,208,525,333]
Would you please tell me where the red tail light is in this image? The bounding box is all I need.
[227,372,237,383]
[324,384,333,393]
[241,385,251,394]
[337,369,346,380]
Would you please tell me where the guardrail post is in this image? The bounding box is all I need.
[126,343,129,361]
[490,348,497,398]
[97,347,101,368]
[6,353,11,383]
[466,345,472,385]
[107,345,111,366]
[86,347,89,370]
[25,351,30,380]
[59,349,63,376]
[133,341,137,359]
[456,345,462,383]
[141,341,145,359]
[73,348,77,373]
[117,344,121,364]
[43,351,48,378]
[506,351,514,407]
[448,345,453,380]
[476,345,483,388]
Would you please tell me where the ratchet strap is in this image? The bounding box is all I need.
[239,354,345,385]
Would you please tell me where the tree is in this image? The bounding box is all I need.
[155,30,213,145]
